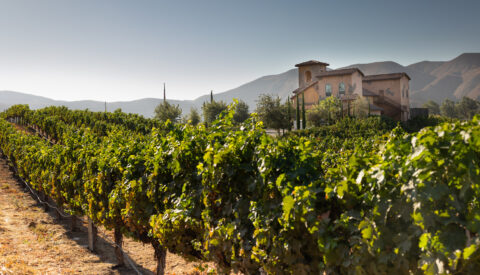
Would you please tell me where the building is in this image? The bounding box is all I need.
[291,60,411,121]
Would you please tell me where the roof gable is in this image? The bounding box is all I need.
[292,81,318,95]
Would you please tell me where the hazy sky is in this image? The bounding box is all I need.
[0,0,479,101]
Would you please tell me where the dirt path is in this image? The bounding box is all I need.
[0,157,214,275]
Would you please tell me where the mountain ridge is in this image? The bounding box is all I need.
[342,53,480,105]
[1,53,479,117]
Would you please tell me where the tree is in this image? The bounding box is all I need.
[202,100,228,124]
[187,108,201,126]
[323,96,342,122]
[154,101,182,123]
[306,104,328,127]
[353,96,370,118]
[296,96,300,130]
[255,94,290,133]
[306,97,342,127]
[232,100,250,124]
[455,96,479,120]
[422,100,440,115]
[301,94,306,129]
[287,98,292,131]
[440,99,457,118]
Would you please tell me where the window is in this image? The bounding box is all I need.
[339,82,345,95]
[305,71,312,82]
[325,84,332,97]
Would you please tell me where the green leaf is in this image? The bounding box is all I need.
[419,233,430,250]
[358,220,373,240]
[463,244,477,260]
[282,195,295,222]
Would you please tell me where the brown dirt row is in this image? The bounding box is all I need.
[0,156,217,275]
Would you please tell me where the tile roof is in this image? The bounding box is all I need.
[292,81,318,94]
[363,72,411,81]
[315,68,365,78]
[295,60,330,67]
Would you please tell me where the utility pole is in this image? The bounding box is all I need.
[104,101,107,112]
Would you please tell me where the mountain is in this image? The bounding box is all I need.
[0,69,298,117]
[0,90,193,118]
[1,53,479,115]
[189,69,298,111]
[343,53,480,106]
[407,61,444,75]
[343,61,437,93]
[411,53,480,105]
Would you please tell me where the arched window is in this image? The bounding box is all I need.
[305,71,312,82]
[325,84,332,97]
[339,82,345,95]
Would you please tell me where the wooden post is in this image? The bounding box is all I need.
[88,218,97,252]
[114,226,125,266]
[71,216,77,232]
[40,192,49,211]
[153,241,167,275]
[55,208,62,220]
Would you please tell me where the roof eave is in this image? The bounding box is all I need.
[295,60,330,67]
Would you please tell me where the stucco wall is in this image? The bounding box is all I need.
[293,63,411,121]
[316,74,354,98]
[363,77,411,121]
[295,72,363,111]
[400,77,410,120]
[351,72,363,95]
[298,64,327,88]
[363,78,402,104]
[292,84,319,110]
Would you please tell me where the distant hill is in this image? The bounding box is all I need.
[189,69,298,111]
[0,69,298,117]
[1,53,479,116]
[344,53,480,106]
[0,91,193,118]
[343,61,437,93]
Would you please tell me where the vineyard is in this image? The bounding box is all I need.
[1,104,480,275]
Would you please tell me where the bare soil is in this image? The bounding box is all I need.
[0,156,216,275]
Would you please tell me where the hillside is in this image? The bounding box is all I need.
[189,68,298,111]
[343,61,437,93]
[413,53,480,105]
[1,53,479,115]
[0,91,193,118]
[344,53,480,106]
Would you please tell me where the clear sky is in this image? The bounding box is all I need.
[0,0,479,101]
